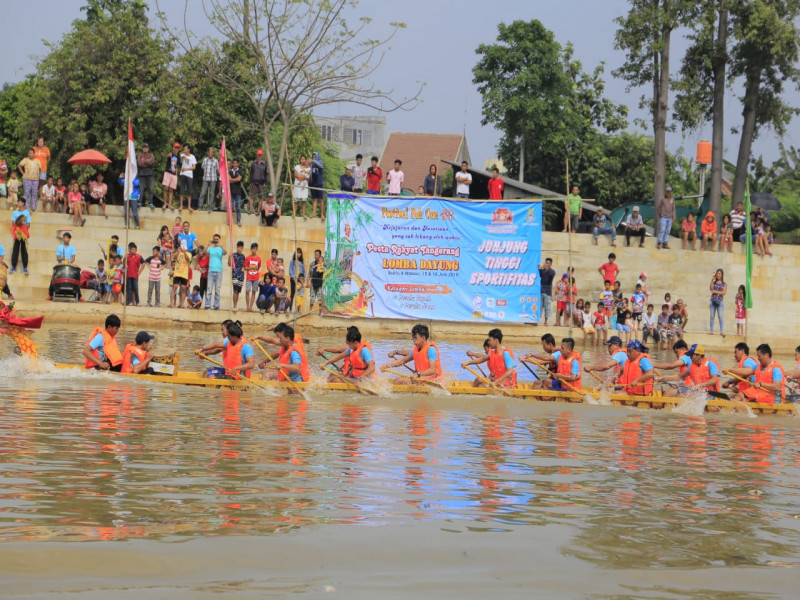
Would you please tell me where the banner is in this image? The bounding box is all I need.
[323,194,542,323]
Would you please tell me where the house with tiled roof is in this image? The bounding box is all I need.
[378,132,471,194]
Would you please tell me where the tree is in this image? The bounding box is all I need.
[728,0,800,207]
[157,0,421,196]
[0,81,33,160]
[614,0,690,234]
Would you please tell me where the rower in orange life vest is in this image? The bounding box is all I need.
[522,333,563,390]
[721,342,758,394]
[550,337,582,390]
[82,313,123,371]
[652,339,693,396]
[731,343,785,404]
[685,343,722,393]
[259,323,310,383]
[316,326,361,377]
[253,321,308,356]
[195,321,255,379]
[195,319,245,378]
[380,323,441,385]
[584,335,627,381]
[462,328,517,388]
[120,331,156,374]
[322,326,375,383]
[614,339,654,395]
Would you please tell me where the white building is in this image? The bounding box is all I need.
[315,115,387,163]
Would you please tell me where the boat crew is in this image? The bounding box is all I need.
[322,326,375,382]
[523,333,562,390]
[254,322,307,355]
[82,314,123,371]
[260,323,310,383]
[584,335,627,379]
[120,331,156,374]
[686,344,722,393]
[614,339,653,395]
[462,328,517,388]
[552,337,581,390]
[196,319,243,378]
[722,342,758,393]
[652,339,693,396]
[381,323,441,384]
[732,343,785,404]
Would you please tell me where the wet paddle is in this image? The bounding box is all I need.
[196,351,272,392]
[461,363,516,398]
[252,339,310,400]
[382,367,451,394]
[524,356,586,397]
[319,363,378,396]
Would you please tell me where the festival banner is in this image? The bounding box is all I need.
[323,194,542,323]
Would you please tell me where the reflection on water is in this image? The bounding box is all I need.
[1,325,799,597]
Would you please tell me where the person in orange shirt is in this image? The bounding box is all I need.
[33,137,50,186]
[699,211,718,252]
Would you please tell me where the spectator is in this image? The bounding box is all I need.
[352,154,367,193]
[592,207,616,246]
[158,226,173,266]
[637,271,651,303]
[676,298,689,330]
[144,245,163,307]
[266,248,280,281]
[294,274,306,313]
[10,198,31,274]
[261,192,280,227]
[455,161,472,199]
[308,249,325,314]
[555,273,569,327]
[171,216,183,240]
[624,206,646,247]
[387,159,404,196]
[0,243,12,300]
[249,149,268,215]
[7,172,20,206]
[230,240,245,312]
[309,151,325,219]
[656,304,672,349]
[289,247,305,310]
[33,137,50,190]
[0,157,7,202]
[564,184,582,232]
[631,283,646,339]
[597,252,619,286]
[125,242,144,306]
[162,143,181,211]
[488,167,504,200]
[611,281,623,329]
[196,245,209,301]
[719,213,734,252]
[274,276,290,314]
[244,242,262,312]
[40,176,55,213]
[538,257,556,326]
[592,302,607,345]
[199,147,219,212]
[54,178,67,213]
[616,297,632,343]
[366,156,382,195]
[709,268,727,337]
[179,144,197,212]
[229,158,244,226]
[423,164,442,196]
[680,212,697,250]
[256,273,276,314]
[734,284,746,336]
[730,202,746,241]
[340,166,355,192]
[188,285,203,309]
[754,217,771,256]
[699,211,718,252]
[293,155,310,219]
[175,221,198,255]
[137,142,156,209]
[18,148,42,212]
[110,255,124,304]
[94,259,108,303]
[67,182,86,227]
[417,185,425,195]
[668,304,685,340]
[89,173,109,219]
[205,234,226,310]
[655,185,676,249]
[642,303,658,345]
[118,172,141,229]
[170,241,192,308]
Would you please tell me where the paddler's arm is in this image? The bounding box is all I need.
[726,366,756,378]
[317,345,346,357]
[195,341,224,356]
[462,354,489,367]
[417,359,437,379]
[631,368,654,386]
[360,359,376,379]
[493,365,516,386]
[82,342,109,370]
[253,334,279,346]
[132,351,153,374]
[381,353,413,371]
[790,367,800,380]
[585,358,615,373]
[258,350,281,369]
[524,352,556,365]
[388,349,409,359]
[323,350,348,367]
[232,354,255,374]
[652,358,683,370]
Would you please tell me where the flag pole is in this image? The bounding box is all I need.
[744,178,753,340]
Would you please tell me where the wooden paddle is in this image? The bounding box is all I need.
[585,368,607,385]
[461,363,516,398]
[524,356,586,397]
[319,363,378,396]
[196,351,273,392]
[382,367,451,393]
[252,339,310,400]
[519,359,540,381]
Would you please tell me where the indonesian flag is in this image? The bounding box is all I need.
[124,119,137,219]
[219,138,234,250]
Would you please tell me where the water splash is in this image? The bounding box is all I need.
[672,388,708,416]
[587,386,612,406]
[0,354,111,381]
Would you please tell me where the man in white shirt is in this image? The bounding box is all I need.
[352,153,367,193]
[179,144,197,212]
[625,206,646,248]
[293,155,311,219]
[40,176,56,213]
[455,161,472,199]
[199,147,219,212]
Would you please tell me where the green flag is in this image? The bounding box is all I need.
[744,182,753,309]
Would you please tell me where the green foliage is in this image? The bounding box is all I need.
[0,82,33,160]
[765,178,800,232]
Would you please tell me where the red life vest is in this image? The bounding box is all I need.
[618,352,653,395]
[487,346,517,388]
[556,351,582,389]
[120,343,148,374]
[345,341,374,378]
[412,341,442,379]
[745,360,785,405]
[223,338,252,379]
[84,327,122,369]
[689,357,721,392]
[278,343,310,382]
[736,355,757,393]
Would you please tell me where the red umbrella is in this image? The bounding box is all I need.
[67,149,112,165]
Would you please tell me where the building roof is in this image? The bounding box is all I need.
[378,133,470,193]
[439,159,567,200]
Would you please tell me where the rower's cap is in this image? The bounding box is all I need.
[605,335,623,347]
[632,205,640,212]
[135,331,155,344]
[687,343,705,357]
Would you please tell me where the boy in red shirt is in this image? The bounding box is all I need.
[366,156,382,194]
[125,242,145,306]
[487,168,504,199]
[597,252,619,285]
[244,242,262,312]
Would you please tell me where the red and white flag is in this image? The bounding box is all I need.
[218,138,234,251]
[124,119,137,217]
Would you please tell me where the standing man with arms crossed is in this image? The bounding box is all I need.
[137,142,156,209]
[538,258,556,326]
[455,161,472,199]
[249,149,267,216]
[655,185,676,249]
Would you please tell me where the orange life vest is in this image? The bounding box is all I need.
[412,341,443,380]
[120,343,148,374]
[556,351,582,390]
[689,357,721,392]
[618,352,653,395]
[278,343,310,382]
[345,340,374,378]
[487,346,517,388]
[745,360,785,405]
[223,338,252,379]
[84,327,122,368]
[736,355,757,393]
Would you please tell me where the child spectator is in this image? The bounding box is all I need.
[256,273,276,313]
[172,216,183,239]
[55,178,67,213]
[188,285,203,308]
[196,245,209,301]
[67,182,85,227]
[593,302,607,345]
[40,176,56,213]
[657,304,672,349]
[699,211,717,251]
[600,279,614,316]
[573,297,585,329]
[261,192,280,227]
[611,281,623,329]
[7,172,19,205]
[616,298,632,343]
[158,227,173,265]
[663,292,673,311]
[719,213,733,252]
[294,274,306,313]
[592,207,617,246]
[754,218,771,256]
[636,272,651,302]
[308,249,325,314]
[387,159,404,196]
[231,241,245,312]
[244,242,262,312]
[111,255,125,304]
[266,248,280,281]
[581,302,595,347]
[597,252,619,286]
[668,304,684,340]
[93,259,108,303]
[676,298,689,330]
[144,245,163,307]
[125,242,144,306]
[631,283,646,339]
[555,273,569,327]
[681,213,697,250]
[642,303,659,345]
[274,276,290,314]
[735,284,746,335]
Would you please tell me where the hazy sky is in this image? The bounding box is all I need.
[3,0,799,176]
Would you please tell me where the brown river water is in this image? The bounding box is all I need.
[0,324,799,598]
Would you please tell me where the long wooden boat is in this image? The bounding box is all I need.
[53,363,798,416]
